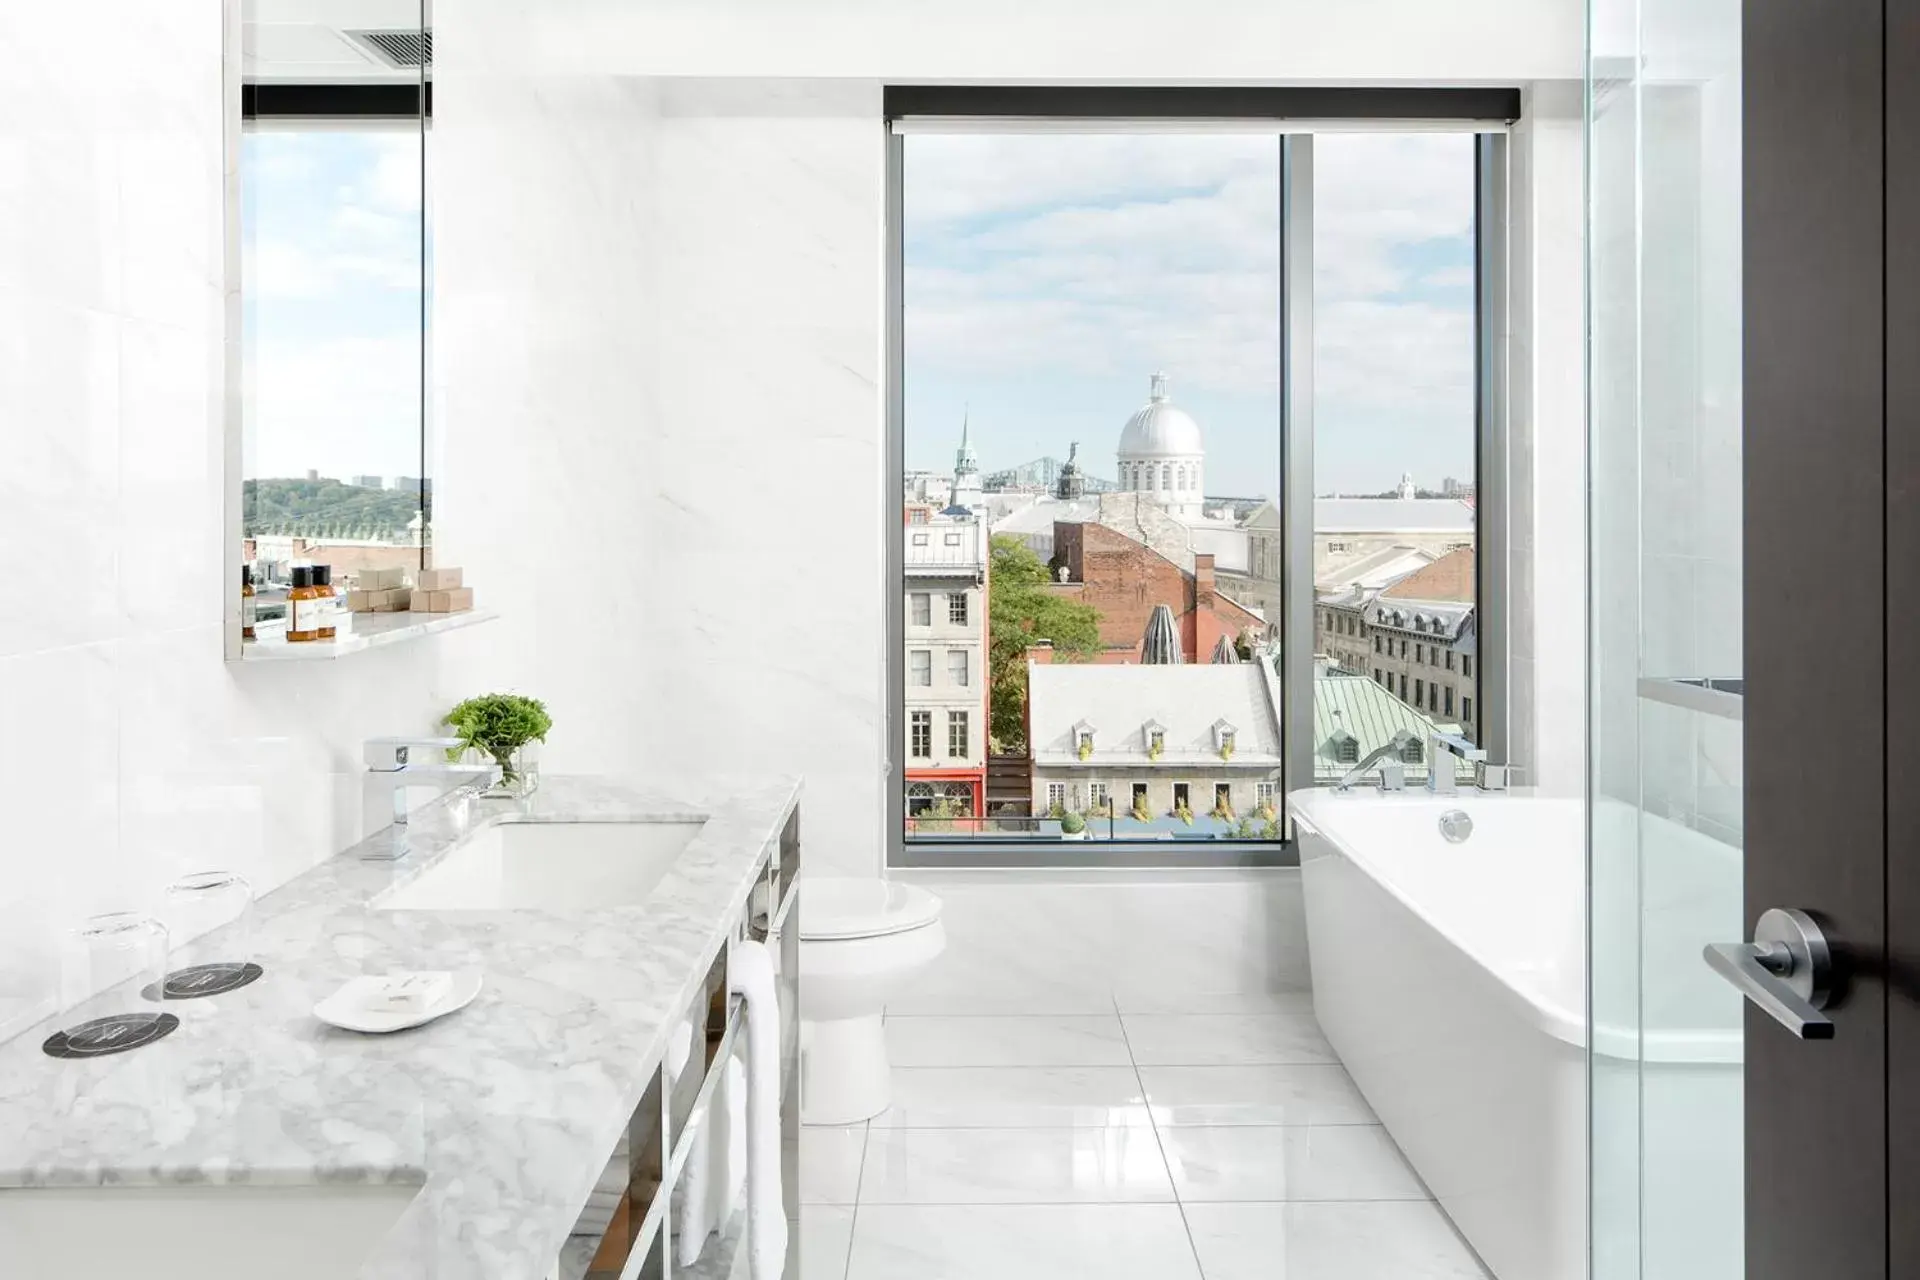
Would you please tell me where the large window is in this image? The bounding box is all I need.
[890,95,1500,859]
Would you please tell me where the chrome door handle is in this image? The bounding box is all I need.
[1703,907,1835,1040]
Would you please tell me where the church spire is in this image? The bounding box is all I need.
[955,405,979,476]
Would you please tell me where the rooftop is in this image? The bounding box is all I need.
[904,519,989,575]
[1312,666,1469,784]
[1027,660,1283,767]
[1314,498,1475,534]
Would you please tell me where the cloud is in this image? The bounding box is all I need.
[244,333,423,478]
[903,130,1476,460]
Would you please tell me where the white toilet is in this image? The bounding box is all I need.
[798,877,946,1125]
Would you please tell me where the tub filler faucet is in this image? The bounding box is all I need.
[1428,731,1509,794]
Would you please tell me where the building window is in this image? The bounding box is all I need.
[908,508,930,524]
[1149,728,1165,757]
[909,650,931,686]
[1375,667,1384,684]
[1374,634,1382,653]
[1256,780,1277,808]
[1399,673,1408,699]
[1463,654,1474,677]
[1327,541,1349,552]
[1131,782,1149,811]
[1399,638,1408,658]
[1446,650,1455,672]
[949,593,969,626]
[948,650,969,686]
[1173,782,1191,812]
[1462,696,1473,725]
[943,532,961,546]
[1046,781,1067,813]
[909,711,931,758]
[912,532,929,546]
[910,593,930,626]
[1415,678,1425,707]
[1076,729,1094,756]
[948,710,970,758]
[1089,781,1110,812]
[1445,686,1455,717]
[1415,643,1425,664]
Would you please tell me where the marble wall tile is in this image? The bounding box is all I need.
[889,874,1312,1015]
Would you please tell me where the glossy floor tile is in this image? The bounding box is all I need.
[1158,1125,1429,1202]
[845,1204,1204,1280]
[1139,1064,1377,1126]
[1121,1013,1339,1066]
[885,1014,1133,1067]
[798,1123,869,1205]
[869,1065,1150,1129]
[1113,990,1315,1016]
[859,1127,1176,1204]
[1182,1201,1490,1279]
[800,1204,856,1280]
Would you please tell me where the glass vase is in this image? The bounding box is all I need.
[483,740,541,799]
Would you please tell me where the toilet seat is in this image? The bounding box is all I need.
[801,878,942,941]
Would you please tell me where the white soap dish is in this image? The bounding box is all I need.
[313,969,483,1034]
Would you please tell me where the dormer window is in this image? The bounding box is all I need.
[1073,719,1096,760]
[1329,729,1359,765]
[1142,719,1166,760]
[1399,736,1425,766]
[1211,718,1238,760]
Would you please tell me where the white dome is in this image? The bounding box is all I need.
[1117,373,1203,458]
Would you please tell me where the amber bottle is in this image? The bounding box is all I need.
[241,563,257,641]
[312,564,338,640]
[286,566,321,642]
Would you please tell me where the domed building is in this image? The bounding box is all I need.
[1116,372,1204,518]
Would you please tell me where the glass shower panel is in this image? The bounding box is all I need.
[1588,3,1744,1279]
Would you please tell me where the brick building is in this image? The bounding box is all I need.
[1046,520,1263,665]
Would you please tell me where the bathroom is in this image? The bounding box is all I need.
[1,0,1910,1278]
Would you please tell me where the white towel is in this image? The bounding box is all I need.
[675,1044,747,1267]
[731,939,787,1279]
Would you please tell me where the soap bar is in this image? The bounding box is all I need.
[416,567,463,592]
[417,587,474,613]
[363,972,453,1013]
[358,567,407,590]
[376,587,413,612]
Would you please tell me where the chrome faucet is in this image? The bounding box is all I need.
[363,737,497,846]
[1427,731,1492,794]
[1335,731,1417,792]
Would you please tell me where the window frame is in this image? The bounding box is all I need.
[885,88,1513,869]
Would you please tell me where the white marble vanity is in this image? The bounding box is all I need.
[0,776,802,1280]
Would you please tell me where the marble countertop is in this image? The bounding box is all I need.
[0,774,801,1280]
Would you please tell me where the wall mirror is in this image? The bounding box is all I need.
[232,0,430,656]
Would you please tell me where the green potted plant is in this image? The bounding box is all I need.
[1130,794,1153,823]
[1174,801,1195,826]
[444,692,552,798]
[1059,810,1088,840]
[1219,740,1235,762]
[1077,738,1094,761]
[1211,795,1235,822]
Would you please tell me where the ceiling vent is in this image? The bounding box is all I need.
[347,29,432,68]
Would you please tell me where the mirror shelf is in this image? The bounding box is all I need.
[234,609,498,663]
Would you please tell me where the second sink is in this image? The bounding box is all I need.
[375,820,704,911]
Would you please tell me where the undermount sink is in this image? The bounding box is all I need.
[374,820,704,911]
[0,1182,422,1280]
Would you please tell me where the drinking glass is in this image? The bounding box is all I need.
[162,870,257,997]
[54,913,170,1052]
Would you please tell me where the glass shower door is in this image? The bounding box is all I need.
[1587,2,1745,1278]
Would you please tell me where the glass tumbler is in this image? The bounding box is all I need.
[54,913,171,1052]
[162,871,257,997]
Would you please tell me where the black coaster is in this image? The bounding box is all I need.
[42,1012,180,1059]
[142,961,264,1001]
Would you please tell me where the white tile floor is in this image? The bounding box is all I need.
[799,997,1492,1279]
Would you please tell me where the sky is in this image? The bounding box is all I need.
[902,132,1477,498]
[242,129,425,481]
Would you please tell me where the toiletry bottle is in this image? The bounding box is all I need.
[312,564,338,640]
[241,564,257,641]
[286,566,320,642]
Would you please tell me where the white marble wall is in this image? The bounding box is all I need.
[889,872,1311,1013]
[0,2,457,1040]
[430,46,886,877]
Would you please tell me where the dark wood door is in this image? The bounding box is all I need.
[1744,3,1918,1277]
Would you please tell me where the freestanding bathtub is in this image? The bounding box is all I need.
[1289,788,1742,1280]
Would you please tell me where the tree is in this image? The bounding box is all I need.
[987,534,1101,753]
